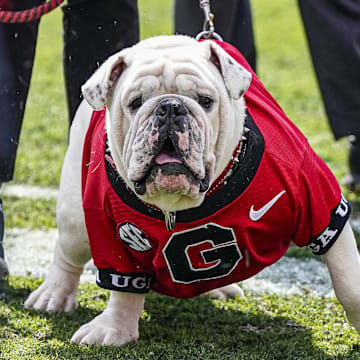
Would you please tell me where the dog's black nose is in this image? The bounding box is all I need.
[155,99,188,134]
[155,99,188,118]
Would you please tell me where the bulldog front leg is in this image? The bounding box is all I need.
[24,203,90,312]
[25,102,92,313]
[24,251,82,313]
[24,225,90,313]
[323,221,360,334]
[71,291,145,346]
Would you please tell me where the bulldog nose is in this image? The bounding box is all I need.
[155,99,188,119]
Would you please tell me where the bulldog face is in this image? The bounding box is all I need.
[128,96,209,196]
[82,36,252,212]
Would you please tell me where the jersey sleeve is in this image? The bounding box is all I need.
[85,207,154,294]
[292,146,351,255]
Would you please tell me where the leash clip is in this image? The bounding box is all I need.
[195,0,223,41]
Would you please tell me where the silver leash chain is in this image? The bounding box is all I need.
[196,0,223,41]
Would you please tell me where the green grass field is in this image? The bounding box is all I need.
[1,0,360,359]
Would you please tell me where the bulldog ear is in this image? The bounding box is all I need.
[202,41,252,100]
[81,51,127,110]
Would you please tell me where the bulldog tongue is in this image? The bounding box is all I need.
[155,152,182,165]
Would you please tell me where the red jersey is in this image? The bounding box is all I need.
[81,41,351,298]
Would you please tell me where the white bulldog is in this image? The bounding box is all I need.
[25,35,360,346]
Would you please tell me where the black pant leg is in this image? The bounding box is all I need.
[62,0,139,124]
[0,0,42,182]
[174,0,256,70]
[298,0,360,139]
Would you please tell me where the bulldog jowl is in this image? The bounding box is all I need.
[129,98,210,198]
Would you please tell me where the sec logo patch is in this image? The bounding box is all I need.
[118,222,152,252]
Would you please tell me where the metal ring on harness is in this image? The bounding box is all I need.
[195,31,223,41]
[0,0,64,23]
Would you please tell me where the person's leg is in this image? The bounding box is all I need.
[298,0,360,189]
[174,0,256,70]
[62,0,139,124]
[0,0,42,277]
[0,0,42,183]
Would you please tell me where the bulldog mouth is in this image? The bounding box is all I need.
[154,138,183,166]
[133,138,209,196]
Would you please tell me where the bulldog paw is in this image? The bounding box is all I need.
[71,312,139,346]
[24,266,80,312]
[208,284,244,300]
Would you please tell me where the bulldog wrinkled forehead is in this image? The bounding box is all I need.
[82,35,252,110]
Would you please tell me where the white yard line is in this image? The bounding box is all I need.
[2,184,58,200]
[4,228,334,296]
[4,228,95,283]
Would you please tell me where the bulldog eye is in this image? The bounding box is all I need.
[198,95,213,110]
[129,97,143,112]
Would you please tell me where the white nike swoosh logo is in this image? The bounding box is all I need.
[249,190,286,221]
